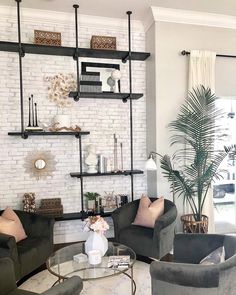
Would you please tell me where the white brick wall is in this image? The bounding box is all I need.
[0,7,147,243]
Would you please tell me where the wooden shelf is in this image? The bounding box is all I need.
[70,170,144,178]
[8,131,90,139]
[0,41,150,61]
[55,211,113,221]
[69,92,143,101]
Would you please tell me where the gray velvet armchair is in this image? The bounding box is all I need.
[111,198,177,259]
[0,210,54,281]
[150,233,236,295]
[0,257,83,295]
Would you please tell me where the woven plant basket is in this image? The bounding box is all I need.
[181,214,208,233]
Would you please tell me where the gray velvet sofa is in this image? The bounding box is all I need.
[0,257,83,295]
[112,198,177,259]
[150,233,236,295]
[0,210,54,281]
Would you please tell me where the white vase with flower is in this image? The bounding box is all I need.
[83,216,109,256]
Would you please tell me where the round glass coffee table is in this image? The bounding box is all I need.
[46,241,136,294]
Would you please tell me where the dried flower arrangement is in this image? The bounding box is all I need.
[45,73,76,107]
[83,216,109,233]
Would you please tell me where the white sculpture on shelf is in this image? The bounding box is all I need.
[85,145,98,173]
[111,69,121,93]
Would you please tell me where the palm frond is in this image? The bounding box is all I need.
[159,85,232,220]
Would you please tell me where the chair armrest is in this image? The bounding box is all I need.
[173,233,225,264]
[0,233,17,249]
[16,211,54,239]
[150,260,219,288]
[111,200,139,239]
[42,276,83,295]
[0,257,17,294]
[0,233,19,267]
[153,203,177,235]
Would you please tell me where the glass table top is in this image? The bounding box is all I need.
[47,241,136,280]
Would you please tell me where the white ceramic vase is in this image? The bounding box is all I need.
[53,114,70,129]
[85,231,108,256]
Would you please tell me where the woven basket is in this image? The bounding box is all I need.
[90,35,116,50]
[34,30,61,46]
[181,214,208,233]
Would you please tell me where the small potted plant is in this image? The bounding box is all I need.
[84,192,100,212]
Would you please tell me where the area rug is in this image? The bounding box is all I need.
[19,261,151,295]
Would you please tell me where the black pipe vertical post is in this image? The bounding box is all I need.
[78,134,84,214]
[127,11,134,201]
[73,4,84,215]
[73,4,80,101]
[16,0,25,136]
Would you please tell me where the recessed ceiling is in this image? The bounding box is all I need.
[1,0,236,20]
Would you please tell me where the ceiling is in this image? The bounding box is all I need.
[1,0,236,20]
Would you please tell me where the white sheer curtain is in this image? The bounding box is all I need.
[188,50,216,233]
[189,50,216,92]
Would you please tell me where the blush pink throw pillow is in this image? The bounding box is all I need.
[133,195,164,228]
[0,207,27,242]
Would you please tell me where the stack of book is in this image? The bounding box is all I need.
[80,72,102,92]
[107,255,130,268]
[36,198,63,218]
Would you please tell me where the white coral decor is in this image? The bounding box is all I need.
[45,73,76,107]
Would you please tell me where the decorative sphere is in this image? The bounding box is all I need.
[111,69,121,80]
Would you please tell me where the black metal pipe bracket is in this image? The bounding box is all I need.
[122,95,130,103]
[75,132,81,139]
[21,132,28,139]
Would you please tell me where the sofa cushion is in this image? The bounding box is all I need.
[1,207,27,242]
[119,225,153,257]
[133,195,164,228]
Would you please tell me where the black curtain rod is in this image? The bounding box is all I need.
[181,50,236,59]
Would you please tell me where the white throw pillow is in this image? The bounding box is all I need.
[200,246,225,265]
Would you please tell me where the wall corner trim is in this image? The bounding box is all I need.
[150,6,236,30]
[143,7,155,32]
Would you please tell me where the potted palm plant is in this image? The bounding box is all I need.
[160,86,233,233]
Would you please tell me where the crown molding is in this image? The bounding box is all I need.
[144,6,236,32]
[0,5,144,32]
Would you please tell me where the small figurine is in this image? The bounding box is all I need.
[85,145,98,173]
[23,193,36,213]
[111,69,121,93]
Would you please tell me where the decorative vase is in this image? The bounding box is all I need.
[87,200,95,211]
[85,231,108,256]
[53,114,70,130]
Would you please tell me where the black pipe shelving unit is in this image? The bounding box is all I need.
[68,91,143,101]
[70,170,143,178]
[5,1,150,221]
[0,40,150,61]
[8,131,90,139]
[55,211,113,221]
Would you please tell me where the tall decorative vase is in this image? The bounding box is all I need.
[53,114,70,129]
[85,231,108,256]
